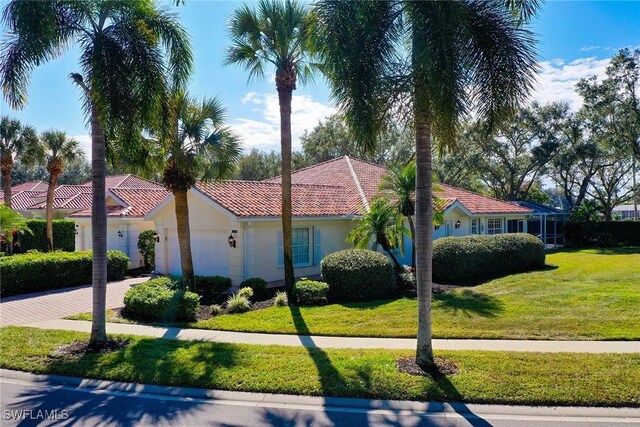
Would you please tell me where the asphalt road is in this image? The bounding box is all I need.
[1,375,639,427]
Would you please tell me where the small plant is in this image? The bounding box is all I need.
[273,291,288,307]
[210,304,223,316]
[239,277,269,301]
[226,293,251,314]
[292,279,329,305]
[237,287,254,299]
[137,229,156,269]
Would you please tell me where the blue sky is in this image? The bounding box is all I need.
[1,1,639,156]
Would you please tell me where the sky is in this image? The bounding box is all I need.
[1,1,639,158]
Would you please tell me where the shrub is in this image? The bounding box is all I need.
[565,221,640,247]
[137,229,156,269]
[321,249,396,302]
[237,287,254,299]
[274,290,288,307]
[124,277,200,322]
[432,234,545,285]
[0,250,130,297]
[16,219,75,253]
[193,275,232,302]
[226,294,251,313]
[396,265,416,290]
[292,278,329,305]
[239,277,269,301]
[210,304,223,316]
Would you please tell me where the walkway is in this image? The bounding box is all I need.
[23,319,640,353]
[0,277,149,327]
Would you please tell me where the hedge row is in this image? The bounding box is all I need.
[124,277,200,322]
[432,234,545,285]
[17,219,75,253]
[0,250,130,296]
[565,221,640,247]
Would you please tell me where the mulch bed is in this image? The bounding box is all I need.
[53,338,130,357]
[195,297,277,321]
[397,356,459,377]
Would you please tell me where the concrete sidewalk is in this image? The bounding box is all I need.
[23,319,640,353]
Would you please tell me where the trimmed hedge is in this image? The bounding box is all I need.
[193,275,232,302]
[565,221,640,247]
[240,277,269,301]
[321,249,396,302]
[124,277,200,322]
[16,219,75,253]
[432,234,545,285]
[0,250,130,296]
[292,279,329,305]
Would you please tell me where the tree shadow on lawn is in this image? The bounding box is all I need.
[433,289,504,318]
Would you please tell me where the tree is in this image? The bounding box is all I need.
[226,0,316,293]
[232,149,309,181]
[0,203,32,252]
[0,116,38,207]
[159,93,241,289]
[32,131,85,251]
[314,0,538,369]
[571,199,602,223]
[433,123,484,191]
[1,0,192,347]
[587,158,634,221]
[346,197,407,271]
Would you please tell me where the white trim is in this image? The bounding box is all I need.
[345,156,370,212]
[237,215,357,222]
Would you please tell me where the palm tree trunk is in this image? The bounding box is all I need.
[89,103,108,348]
[1,153,13,208]
[414,111,435,369]
[174,190,195,290]
[278,83,295,293]
[46,172,59,251]
[407,215,416,270]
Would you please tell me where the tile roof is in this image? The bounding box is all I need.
[2,191,41,210]
[195,181,354,218]
[86,174,164,190]
[69,188,169,218]
[9,181,49,192]
[436,184,531,214]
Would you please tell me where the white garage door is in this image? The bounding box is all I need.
[165,229,229,277]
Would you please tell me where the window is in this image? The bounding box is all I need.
[292,228,310,266]
[487,218,503,235]
[471,219,479,234]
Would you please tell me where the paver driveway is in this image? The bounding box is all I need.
[0,277,148,326]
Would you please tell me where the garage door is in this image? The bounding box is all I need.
[165,229,229,277]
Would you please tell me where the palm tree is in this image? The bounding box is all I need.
[0,116,38,208]
[159,92,242,290]
[36,131,85,252]
[226,0,315,293]
[0,204,32,253]
[347,197,407,271]
[314,0,539,369]
[1,0,192,347]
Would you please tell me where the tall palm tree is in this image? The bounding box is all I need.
[36,131,85,251]
[346,196,407,271]
[0,116,38,208]
[226,0,315,293]
[1,0,192,347]
[314,0,539,368]
[159,92,242,290]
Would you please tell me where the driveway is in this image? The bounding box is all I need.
[0,277,148,327]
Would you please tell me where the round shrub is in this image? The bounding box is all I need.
[239,277,269,301]
[321,249,396,302]
[124,277,200,322]
[432,234,545,285]
[292,279,329,305]
[193,275,232,303]
[226,293,251,313]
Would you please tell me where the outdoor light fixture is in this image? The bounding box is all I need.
[117,230,123,238]
[153,232,160,243]
[228,234,236,248]
[455,220,461,229]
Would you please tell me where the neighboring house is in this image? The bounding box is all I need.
[612,204,638,221]
[148,156,533,284]
[0,175,168,267]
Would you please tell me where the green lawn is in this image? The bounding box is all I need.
[1,326,639,407]
[68,247,640,340]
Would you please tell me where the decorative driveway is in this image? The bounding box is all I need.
[0,277,148,327]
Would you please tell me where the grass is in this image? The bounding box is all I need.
[67,247,640,340]
[1,326,639,407]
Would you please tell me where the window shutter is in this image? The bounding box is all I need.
[313,227,322,265]
[277,229,284,268]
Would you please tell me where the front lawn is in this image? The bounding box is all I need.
[67,248,640,340]
[1,326,639,407]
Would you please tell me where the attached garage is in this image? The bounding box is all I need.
[162,228,230,277]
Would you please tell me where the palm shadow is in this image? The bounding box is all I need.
[434,289,504,318]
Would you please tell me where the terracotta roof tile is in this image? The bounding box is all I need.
[2,191,41,210]
[82,174,164,190]
[70,188,169,218]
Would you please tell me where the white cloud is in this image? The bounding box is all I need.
[531,56,610,110]
[72,134,92,160]
[232,92,336,152]
[580,45,602,52]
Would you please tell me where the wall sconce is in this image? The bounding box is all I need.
[228,234,236,248]
[117,230,123,238]
[153,232,160,243]
[455,220,461,229]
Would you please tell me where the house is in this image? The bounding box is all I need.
[147,156,532,284]
[612,204,638,221]
[1,175,169,267]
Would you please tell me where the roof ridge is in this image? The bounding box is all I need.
[344,156,389,171]
[198,180,345,189]
[345,156,370,211]
[437,183,517,206]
